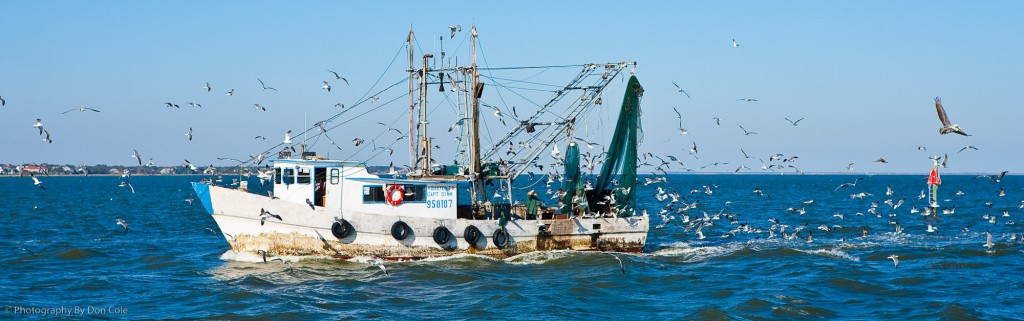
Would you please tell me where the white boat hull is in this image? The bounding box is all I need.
[195,183,648,260]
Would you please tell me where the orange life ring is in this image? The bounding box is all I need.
[386,184,404,206]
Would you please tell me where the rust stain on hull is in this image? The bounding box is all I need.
[229,231,645,260]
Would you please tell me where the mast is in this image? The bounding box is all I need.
[420,53,433,174]
[469,25,483,204]
[407,29,416,171]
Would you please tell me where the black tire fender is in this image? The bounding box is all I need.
[391,221,412,240]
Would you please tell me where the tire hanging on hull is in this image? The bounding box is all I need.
[391,221,412,240]
[464,225,482,247]
[331,219,353,239]
[493,228,509,248]
[433,226,452,245]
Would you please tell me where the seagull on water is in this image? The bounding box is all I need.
[887,254,899,269]
[934,97,970,136]
[984,231,995,251]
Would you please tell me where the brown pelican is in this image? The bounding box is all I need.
[934,97,970,136]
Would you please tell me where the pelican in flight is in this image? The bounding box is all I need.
[934,97,970,136]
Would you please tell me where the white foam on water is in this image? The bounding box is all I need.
[419,253,503,263]
[795,248,860,261]
[504,249,581,265]
[647,241,745,262]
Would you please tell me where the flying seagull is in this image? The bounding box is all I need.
[835,177,864,191]
[259,208,283,226]
[785,118,804,126]
[934,97,970,136]
[41,129,52,144]
[132,149,142,166]
[254,103,266,111]
[887,254,899,269]
[732,38,740,48]
[326,70,349,85]
[33,118,44,134]
[322,81,331,92]
[974,171,1008,183]
[739,125,757,136]
[186,127,193,141]
[672,106,687,135]
[0,96,5,106]
[257,78,278,91]
[30,173,45,190]
[203,82,212,92]
[283,130,292,144]
[958,145,978,153]
[116,218,128,231]
[875,158,888,164]
[369,258,389,275]
[737,98,758,102]
[449,24,462,39]
[671,81,691,98]
[226,89,235,96]
[62,107,100,114]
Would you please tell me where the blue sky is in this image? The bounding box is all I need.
[1,1,1021,174]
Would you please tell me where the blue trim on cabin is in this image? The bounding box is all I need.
[191,182,215,215]
[347,177,468,185]
[272,159,366,166]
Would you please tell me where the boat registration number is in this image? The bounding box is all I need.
[426,199,453,209]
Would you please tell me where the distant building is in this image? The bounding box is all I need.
[22,165,47,174]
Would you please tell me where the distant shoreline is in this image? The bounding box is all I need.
[0,172,1010,177]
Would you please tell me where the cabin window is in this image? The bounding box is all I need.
[362,185,385,203]
[404,185,426,202]
[274,168,282,184]
[297,167,311,184]
[329,169,340,184]
[282,168,294,184]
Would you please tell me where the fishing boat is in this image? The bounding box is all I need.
[192,25,649,260]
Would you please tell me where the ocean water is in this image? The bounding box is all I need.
[1,174,1022,320]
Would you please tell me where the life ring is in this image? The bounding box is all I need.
[331,219,353,239]
[464,225,482,246]
[386,184,404,206]
[391,221,412,240]
[433,226,451,245]
[493,228,510,248]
